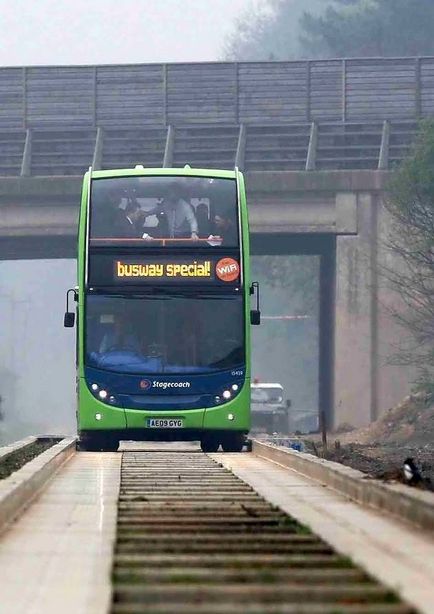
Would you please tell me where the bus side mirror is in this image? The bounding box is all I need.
[250,310,261,325]
[250,281,261,326]
[64,288,77,328]
[64,312,75,328]
[286,399,291,409]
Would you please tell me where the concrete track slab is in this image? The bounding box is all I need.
[213,452,434,614]
[0,452,121,614]
[119,440,201,452]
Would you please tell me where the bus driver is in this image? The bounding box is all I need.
[99,316,141,354]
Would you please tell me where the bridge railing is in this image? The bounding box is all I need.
[0,58,430,176]
[0,121,418,176]
[0,57,433,131]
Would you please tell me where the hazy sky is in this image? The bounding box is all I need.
[0,0,255,66]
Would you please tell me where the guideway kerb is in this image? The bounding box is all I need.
[252,439,434,532]
[0,437,76,534]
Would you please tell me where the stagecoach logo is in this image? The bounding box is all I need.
[139,379,151,390]
[152,381,191,389]
[140,379,191,391]
[215,258,240,282]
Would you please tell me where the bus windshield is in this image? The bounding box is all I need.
[90,176,239,248]
[85,293,244,375]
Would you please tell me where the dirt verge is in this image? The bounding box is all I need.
[304,439,434,491]
[301,393,434,491]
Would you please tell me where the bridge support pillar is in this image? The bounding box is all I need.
[334,193,378,428]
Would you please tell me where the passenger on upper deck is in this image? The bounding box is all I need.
[212,206,238,246]
[196,202,211,238]
[143,184,199,241]
[114,200,144,238]
[91,186,123,238]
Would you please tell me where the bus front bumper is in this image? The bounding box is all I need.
[77,383,250,433]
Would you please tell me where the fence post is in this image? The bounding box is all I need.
[92,127,104,170]
[342,59,347,123]
[235,123,246,170]
[378,120,390,170]
[163,125,174,168]
[20,128,32,176]
[306,121,318,171]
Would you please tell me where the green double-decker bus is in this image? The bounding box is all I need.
[65,166,260,452]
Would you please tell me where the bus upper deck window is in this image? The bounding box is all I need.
[90,176,239,247]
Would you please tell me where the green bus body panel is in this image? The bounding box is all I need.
[78,378,250,432]
[76,167,252,437]
[78,378,127,430]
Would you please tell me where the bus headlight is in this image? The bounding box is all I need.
[215,383,241,405]
[95,413,102,421]
[89,382,118,406]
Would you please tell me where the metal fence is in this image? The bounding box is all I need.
[1,57,433,130]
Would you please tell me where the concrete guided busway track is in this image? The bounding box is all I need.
[0,440,433,613]
[112,447,414,613]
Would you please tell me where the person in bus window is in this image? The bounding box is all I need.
[196,202,210,238]
[159,186,198,240]
[212,207,238,246]
[114,200,144,238]
[99,316,141,354]
[142,186,199,241]
[92,187,123,238]
[151,206,169,238]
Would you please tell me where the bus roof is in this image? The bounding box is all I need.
[89,167,238,180]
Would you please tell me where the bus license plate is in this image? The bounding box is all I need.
[147,418,184,428]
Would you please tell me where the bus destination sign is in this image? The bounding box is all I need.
[112,256,240,284]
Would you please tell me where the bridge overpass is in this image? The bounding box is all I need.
[0,58,427,430]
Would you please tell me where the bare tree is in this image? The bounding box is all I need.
[385,120,434,386]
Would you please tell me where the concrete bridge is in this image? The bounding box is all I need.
[1,58,427,429]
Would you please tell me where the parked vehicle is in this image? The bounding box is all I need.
[251,382,290,434]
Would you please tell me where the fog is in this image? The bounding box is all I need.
[251,256,319,431]
[0,260,76,443]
